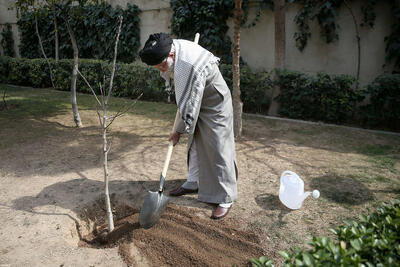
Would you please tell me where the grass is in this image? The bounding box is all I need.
[0,84,176,121]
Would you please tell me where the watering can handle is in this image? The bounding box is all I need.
[281,170,295,182]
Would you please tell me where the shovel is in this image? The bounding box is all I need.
[139,111,180,229]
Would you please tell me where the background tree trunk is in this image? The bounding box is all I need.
[344,0,360,84]
[232,0,243,138]
[268,0,286,116]
[64,16,83,127]
[53,4,59,62]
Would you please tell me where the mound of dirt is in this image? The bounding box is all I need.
[79,201,265,267]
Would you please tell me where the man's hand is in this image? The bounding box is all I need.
[168,131,181,146]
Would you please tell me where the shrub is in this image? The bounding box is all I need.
[0,57,166,102]
[220,64,273,114]
[1,23,15,57]
[0,56,273,108]
[0,56,11,83]
[252,199,400,267]
[275,70,364,124]
[361,73,400,131]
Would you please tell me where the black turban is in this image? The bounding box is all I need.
[139,33,173,66]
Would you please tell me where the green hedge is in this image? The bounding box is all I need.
[1,56,400,132]
[252,199,400,267]
[361,73,400,131]
[0,56,165,102]
[0,56,274,110]
[275,69,364,124]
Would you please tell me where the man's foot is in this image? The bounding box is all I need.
[211,205,231,220]
[169,186,198,196]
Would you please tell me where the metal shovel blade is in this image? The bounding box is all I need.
[139,190,170,229]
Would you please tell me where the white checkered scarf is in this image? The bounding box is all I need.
[172,39,219,134]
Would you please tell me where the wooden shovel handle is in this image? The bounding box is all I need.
[161,110,180,179]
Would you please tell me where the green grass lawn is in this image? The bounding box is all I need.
[0,84,176,120]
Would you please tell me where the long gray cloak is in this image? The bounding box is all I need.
[171,39,238,204]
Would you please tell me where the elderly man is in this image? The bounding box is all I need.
[139,33,237,219]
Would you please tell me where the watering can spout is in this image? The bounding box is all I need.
[301,192,312,203]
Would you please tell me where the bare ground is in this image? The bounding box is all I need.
[0,101,399,266]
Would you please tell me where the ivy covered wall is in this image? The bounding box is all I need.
[0,0,397,85]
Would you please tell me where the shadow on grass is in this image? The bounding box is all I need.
[309,175,375,205]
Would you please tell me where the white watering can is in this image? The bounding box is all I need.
[279,171,320,210]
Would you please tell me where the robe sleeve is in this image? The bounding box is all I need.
[183,70,206,134]
[174,110,186,134]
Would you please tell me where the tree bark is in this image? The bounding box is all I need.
[53,4,59,62]
[232,0,243,138]
[268,0,286,116]
[103,117,114,232]
[35,15,55,89]
[344,0,360,84]
[64,16,83,127]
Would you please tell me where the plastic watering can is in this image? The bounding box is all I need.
[279,171,320,210]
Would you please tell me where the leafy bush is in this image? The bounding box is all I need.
[0,56,273,109]
[361,73,400,131]
[0,56,11,83]
[220,64,272,114]
[275,69,364,124]
[17,3,141,63]
[1,23,15,57]
[170,0,235,63]
[252,199,400,267]
[0,57,167,102]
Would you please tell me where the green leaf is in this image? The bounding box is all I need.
[302,252,314,266]
[278,251,290,260]
[350,239,361,251]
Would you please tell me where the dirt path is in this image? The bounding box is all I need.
[0,108,399,266]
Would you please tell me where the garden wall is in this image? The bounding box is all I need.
[0,0,395,86]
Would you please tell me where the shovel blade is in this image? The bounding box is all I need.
[139,190,170,229]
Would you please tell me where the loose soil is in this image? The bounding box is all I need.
[79,199,264,266]
[1,88,399,266]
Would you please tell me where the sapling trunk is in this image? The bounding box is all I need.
[103,113,114,231]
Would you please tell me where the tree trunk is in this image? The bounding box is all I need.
[64,17,83,127]
[344,0,360,84]
[232,0,243,138]
[268,0,286,116]
[35,15,55,89]
[103,115,114,232]
[53,5,59,62]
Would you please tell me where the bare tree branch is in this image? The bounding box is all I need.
[106,93,143,129]
[99,82,105,105]
[106,16,123,106]
[76,68,102,106]
[35,14,55,89]
[96,108,103,127]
